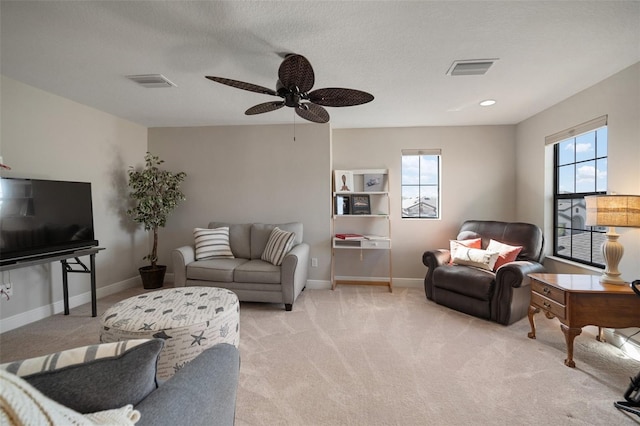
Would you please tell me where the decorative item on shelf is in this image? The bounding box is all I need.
[127,152,187,289]
[585,194,640,285]
[350,194,371,215]
[335,233,363,240]
[364,173,385,192]
[334,170,354,192]
[335,195,351,215]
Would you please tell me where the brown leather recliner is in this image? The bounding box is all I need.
[422,220,545,325]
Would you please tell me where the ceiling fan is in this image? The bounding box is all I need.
[205,54,374,124]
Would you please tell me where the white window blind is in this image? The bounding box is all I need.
[545,115,608,146]
[401,149,442,156]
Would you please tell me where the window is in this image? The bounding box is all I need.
[401,149,441,218]
[549,117,607,267]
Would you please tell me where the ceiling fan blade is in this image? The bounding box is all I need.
[278,54,315,93]
[307,88,374,107]
[295,103,329,123]
[245,101,285,115]
[205,76,277,96]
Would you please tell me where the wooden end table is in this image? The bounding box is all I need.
[527,273,640,368]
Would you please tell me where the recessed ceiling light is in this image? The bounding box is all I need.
[479,99,496,107]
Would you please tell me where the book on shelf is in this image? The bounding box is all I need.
[363,235,389,240]
[335,233,364,240]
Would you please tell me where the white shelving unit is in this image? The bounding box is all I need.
[331,169,392,292]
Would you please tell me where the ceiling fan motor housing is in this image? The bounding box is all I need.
[206,54,373,123]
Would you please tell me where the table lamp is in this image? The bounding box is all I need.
[585,195,640,284]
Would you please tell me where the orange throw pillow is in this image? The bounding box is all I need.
[487,239,522,270]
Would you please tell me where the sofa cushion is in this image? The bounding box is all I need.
[451,247,499,271]
[187,258,249,282]
[261,227,295,266]
[250,223,303,259]
[209,222,252,259]
[194,227,234,260]
[487,239,523,270]
[0,339,162,414]
[433,265,495,301]
[234,259,282,284]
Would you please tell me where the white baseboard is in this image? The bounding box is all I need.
[603,328,640,362]
[307,277,423,290]
[306,280,331,290]
[0,276,140,334]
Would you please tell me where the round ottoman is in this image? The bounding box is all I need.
[100,286,239,380]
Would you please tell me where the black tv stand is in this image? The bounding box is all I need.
[0,247,105,317]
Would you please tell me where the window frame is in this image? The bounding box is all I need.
[550,118,607,268]
[400,149,441,219]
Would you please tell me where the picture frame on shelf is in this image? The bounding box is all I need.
[350,194,371,215]
[335,195,351,215]
[364,173,386,192]
[334,170,354,192]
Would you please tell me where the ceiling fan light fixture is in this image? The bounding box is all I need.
[126,74,177,88]
[447,59,498,76]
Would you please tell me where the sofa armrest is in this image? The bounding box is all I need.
[493,260,546,325]
[281,243,310,310]
[172,246,195,287]
[422,249,451,300]
[422,249,450,269]
[495,260,546,289]
[135,343,239,426]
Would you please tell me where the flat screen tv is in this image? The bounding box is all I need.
[0,177,98,265]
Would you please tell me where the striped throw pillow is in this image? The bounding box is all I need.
[194,227,234,260]
[0,339,154,377]
[261,227,296,266]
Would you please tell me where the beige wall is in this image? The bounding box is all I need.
[515,62,640,281]
[332,125,517,281]
[147,124,331,283]
[0,76,148,329]
[2,62,638,331]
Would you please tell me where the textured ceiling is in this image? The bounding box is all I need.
[1,1,639,129]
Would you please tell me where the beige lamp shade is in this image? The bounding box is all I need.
[585,195,640,228]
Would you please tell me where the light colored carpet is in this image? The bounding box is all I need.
[1,285,639,425]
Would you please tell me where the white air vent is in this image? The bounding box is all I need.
[446,59,497,76]
[126,74,177,88]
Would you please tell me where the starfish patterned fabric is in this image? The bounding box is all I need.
[100,287,239,380]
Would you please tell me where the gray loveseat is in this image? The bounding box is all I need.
[0,339,239,426]
[173,222,309,311]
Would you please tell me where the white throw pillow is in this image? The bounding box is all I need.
[0,369,141,426]
[486,239,523,270]
[449,238,482,264]
[451,247,499,271]
[194,227,234,260]
[261,227,295,266]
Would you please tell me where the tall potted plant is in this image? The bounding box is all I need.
[127,152,186,289]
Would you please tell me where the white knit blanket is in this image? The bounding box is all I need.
[0,369,140,425]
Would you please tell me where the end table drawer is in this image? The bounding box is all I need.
[531,280,565,304]
[531,293,566,320]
